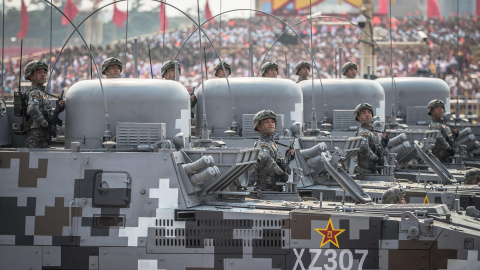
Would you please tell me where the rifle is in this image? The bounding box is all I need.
[284,138,295,175]
[46,90,64,143]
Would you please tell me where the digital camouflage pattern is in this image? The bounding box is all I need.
[429,119,456,163]
[464,168,480,184]
[253,133,288,191]
[214,61,231,76]
[426,99,445,115]
[355,124,383,174]
[24,60,48,81]
[25,84,51,148]
[101,57,123,75]
[161,60,181,78]
[253,109,277,131]
[261,62,278,77]
[342,61,357,75]
[381,187,406,204]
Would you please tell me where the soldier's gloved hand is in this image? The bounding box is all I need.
[41,119,49,128]
[280,172,289,182]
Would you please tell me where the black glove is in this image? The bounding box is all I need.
[279,172,289,182]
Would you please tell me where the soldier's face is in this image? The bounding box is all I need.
[298,66,309,79]
[29,69,47,85]
[357,109,372,125]
[396,196,406,204]
[264,68,278,78]
[345,68,357,78]
[164,68,176,80]
[105,65,121,78]
[431,106,444,119]
[216,68,228,78]
[258,118,276,135]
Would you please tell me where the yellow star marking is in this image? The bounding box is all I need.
[424,195,429,204]
[314,218,345,248]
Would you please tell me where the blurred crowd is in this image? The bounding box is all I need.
[1,14,480,101]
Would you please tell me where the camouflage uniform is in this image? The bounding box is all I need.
[355,124,384,174]
[25,84,52,148]
[254,133,288,191]
[251,110,288,191]
[427,100,457,163]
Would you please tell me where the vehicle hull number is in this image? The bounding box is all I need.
[293,248,368,270]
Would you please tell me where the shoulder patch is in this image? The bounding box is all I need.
[358,130,369,138]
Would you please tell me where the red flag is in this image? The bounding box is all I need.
[159,1,169,32]
[17,0,29,38]
[427,0,441,18]
[378,0,388,15]
[113,2,128,28]
[477,0,480,16]
[205,0,213,22]
[62,0,79,26]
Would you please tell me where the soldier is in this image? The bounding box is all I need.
[252,110,290,191]
[261,62,278,78]
[214,61,231,78]
[161,60,181,81]
[354,103,388,174]
[427,99,458,163]
[342,62,357,79]
[101,57,122,79]
[381,187,407,204]
[24,60,65,148]
[295,61,310,83]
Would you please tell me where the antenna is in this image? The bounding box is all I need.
[148,45,153,79]
[1,0,4,99]
[48,0,53,93]
[219,0,222,54]
[18,39,23,93]
[90,44,93,79]
[203,46,208,80]
[124,0,129,77]
[455,0,460,121]
[161,0,166,65]
[249,0,254,76]
[339,48,342,78]
[308,0,319,134]
[197,0,211,146]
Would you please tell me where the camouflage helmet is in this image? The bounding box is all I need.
[342,62,358,75]
[354,103,374,121]
[161,60,181,78]
[427,99,445,115]
[24,60,48,81]
[253,110,276,131]
[214,61,231,77]
[464,169,480,185]
[294,61,310,75]
[101,57,123,75]
[261,62,278,77]
[381,187,406,204]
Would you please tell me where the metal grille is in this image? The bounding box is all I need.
[406,106,430,125]
[333,110,356,130]
[116,122,166,148]
[242,114,284,137]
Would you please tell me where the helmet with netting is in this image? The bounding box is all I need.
[427,99,445,115]
[294,61,310,75]
[261,62,278,77]
[253,110,277,131]
[354,103,374,121]
[161,60,181,78]
[342,62,358,75]
[381,187,406,204]
[214,61,231,77]
[24,60,48,81]
[101,57,123,75]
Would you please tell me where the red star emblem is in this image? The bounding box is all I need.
[314,218,345,248]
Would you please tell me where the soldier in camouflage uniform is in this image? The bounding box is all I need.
[261,62,278,78]
[381,187,406,204]
[294,61,310,83]
[214,61,231,78]
[252,110,290,191]
[161,60,181,81]
[24,60,65,148]
[354,103,388,174]
[427,99,458,163]
[342,62,357,79]
[101,57,122,78]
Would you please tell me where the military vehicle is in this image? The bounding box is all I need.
[1,1,480,269]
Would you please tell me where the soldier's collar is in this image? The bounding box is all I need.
[360,124,372,129]
[259,133,274,140]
